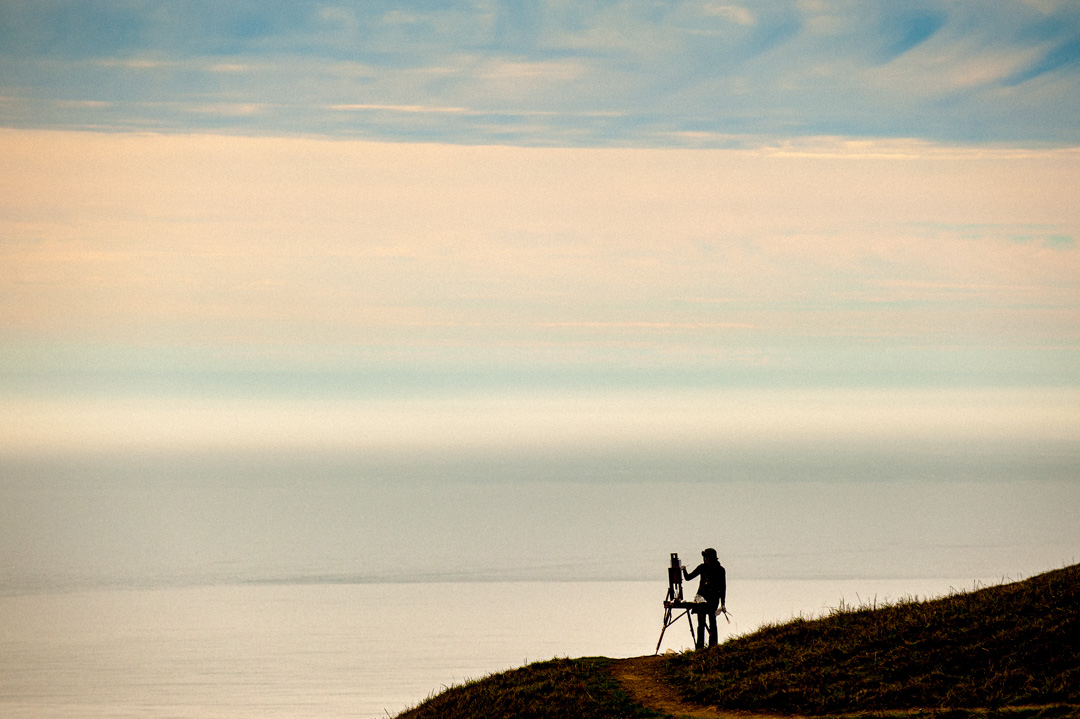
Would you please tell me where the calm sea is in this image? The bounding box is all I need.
[0,576,994,719]
[2,392,1077,717]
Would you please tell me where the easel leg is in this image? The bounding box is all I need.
[654,608,672,655]
[657,609,699,655]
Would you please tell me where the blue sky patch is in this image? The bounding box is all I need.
[1,0,1079,144]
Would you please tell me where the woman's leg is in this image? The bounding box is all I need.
[704,599,719,646]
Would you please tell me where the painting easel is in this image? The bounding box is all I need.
[654,552,698,654]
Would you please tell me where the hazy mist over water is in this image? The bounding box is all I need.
[0,578,1007,719]
[3,387,1077,596]
[2,386,1076,717]
[4,385,1076,717]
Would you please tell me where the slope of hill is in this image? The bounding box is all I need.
[666,564,1079,714]
[395,656,660,719]
[396,564,1079,718]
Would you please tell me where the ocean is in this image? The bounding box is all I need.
[0,576,1001,719]
[2,388,1077,717]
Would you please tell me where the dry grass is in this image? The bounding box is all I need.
[665,565,1080,714]
[395,656,661,719]
[395,565,1079,718]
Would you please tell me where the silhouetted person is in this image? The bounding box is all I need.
[683,547,726,649]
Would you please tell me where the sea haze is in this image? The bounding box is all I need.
[2,387,1077,595]
[0,577,998,719]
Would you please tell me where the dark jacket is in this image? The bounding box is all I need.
[684,561,726,605]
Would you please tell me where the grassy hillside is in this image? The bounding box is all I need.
[667,564,1079,714]
[396,564,1079,718]
[395,656,659,719]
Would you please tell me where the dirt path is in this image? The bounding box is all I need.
[609,655,718,718]
[609,655,794,719]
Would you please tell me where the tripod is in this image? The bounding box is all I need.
[654,552,697,654]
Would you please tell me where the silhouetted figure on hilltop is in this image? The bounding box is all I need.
[683,547,726,649]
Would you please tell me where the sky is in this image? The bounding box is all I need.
[2,0,1080,145]
[1,1,1079,588]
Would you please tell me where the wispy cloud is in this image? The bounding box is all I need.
[330,103,475,115]
[537,322,755,330]
[0,1,1077,144]
[701,4,757,27]
[207,63,255,74]
[184,103,268,117]
[477,58,586,81]
[94,58,175,70]
[760,137,1080,159]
